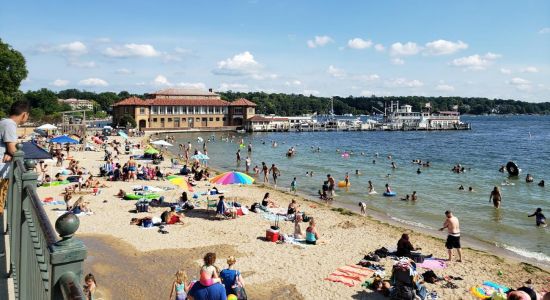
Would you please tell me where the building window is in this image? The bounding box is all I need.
[196,118,200,121]
[167,106,173,114]
[182,118,186,122]
[234,107,243,114]
[168,118,172,122]
[153,118,157,122]
[209,117,213,121]
[222,117,226,121]
[216,117,220,121]
[140,107,145,114]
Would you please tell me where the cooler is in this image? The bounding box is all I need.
[266,228,279,242]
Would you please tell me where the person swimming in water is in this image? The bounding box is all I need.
[368,180,374,193]
[416,168,421,174]
[528,208,547,227]
[385,183,391,193]
[400,194,410,201]
[355,169,361,175]
[458,185,464,191]
[411,191,417,201]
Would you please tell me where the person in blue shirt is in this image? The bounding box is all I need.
[187,281,227,300]
[219,256,245,296]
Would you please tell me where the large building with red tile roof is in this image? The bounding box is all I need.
[112,88,257,130]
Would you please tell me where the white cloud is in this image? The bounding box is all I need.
[327,65,346,78]
[386,78,424,88]
[347,38,372,49]
[218,83,249,91]
[251,73,278,80]
[355,74,380,81]
[484,52,501,60]
[435,84,455,92]
[285,80,302,86]
[176,82,206,90]
[507,77,531,91]
[450,53,500,70]
[500,68,512,74]
[302,89,320,96]
[390,42,421,56]
[307,35,333,48]
[50,79,69,87]
[67,59,96,68]
[152,75,171,86]
[78,78,108,87]
[391,58,405,65]
[374,44,385,52]
[213,51,261,76]
[520,66,539,73]
[424,39,468,55]
[116,68,133,74]
[539,27,550,34]
[38,41,88,56]
[103,43,161,58]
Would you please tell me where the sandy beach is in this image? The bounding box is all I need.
[38,134,549,299]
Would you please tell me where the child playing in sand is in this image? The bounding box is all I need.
[199,252,221,286]
[359,202,367,215]
[169,270,190,300]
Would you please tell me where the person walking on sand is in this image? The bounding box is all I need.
[489,186,502,208]
[261,162,268,183]
[439,210,462,262]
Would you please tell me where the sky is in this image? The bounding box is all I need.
[1,0,549,102]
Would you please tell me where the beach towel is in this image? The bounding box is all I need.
[470,281,509,299]
[417,259,448,270]
[42,200,66,206]
[325,265,375,287]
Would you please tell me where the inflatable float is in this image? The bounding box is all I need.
[123,193,161,200]
[383,191,397,197]
[506,161,519,177]
[337,181,350,188]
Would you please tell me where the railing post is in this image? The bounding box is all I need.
[50,212,87,300]
[7,144,25,298]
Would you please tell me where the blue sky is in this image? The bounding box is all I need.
[1,0,549,102]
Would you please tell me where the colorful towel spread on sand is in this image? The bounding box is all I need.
[470,281,509,299]
[417,259,448,270]
[325,265,375,287]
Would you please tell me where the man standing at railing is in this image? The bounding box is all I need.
[0,100,30,216]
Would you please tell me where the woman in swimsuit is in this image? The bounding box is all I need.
[489,186,502,208]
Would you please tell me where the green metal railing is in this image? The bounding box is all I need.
[5,143,87,299]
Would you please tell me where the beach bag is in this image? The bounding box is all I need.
[302,213,310,223]
[375,247,390,258]
[231,271,247,300]
[390,282,415,300]
[422,270,438,284]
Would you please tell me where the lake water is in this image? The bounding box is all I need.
[167,115,549,264]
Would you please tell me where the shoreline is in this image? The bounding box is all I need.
[162,139,550,271]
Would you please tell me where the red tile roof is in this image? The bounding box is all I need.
[230,98,257,106]
[152,88,218,96]
[248,115,288,122]
[150,98,230,106]
[112,97,151,106]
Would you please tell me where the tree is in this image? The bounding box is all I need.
[25,88,60,115]
[118,114,136,128]
[0,39,28,117]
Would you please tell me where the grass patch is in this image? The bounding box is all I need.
[331,207,354,216]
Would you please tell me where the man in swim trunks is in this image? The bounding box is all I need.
[261,162,268,183]
[269,164,280,186]
[489,186,502,208]
[327,174,335,197]
[439,210,462,262]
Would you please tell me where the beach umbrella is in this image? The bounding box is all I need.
[144,147,159,155]
[37,124,57,130]
[151,140,173,147]
[118,131,129,139]
[168,176,193,191]
[210,171,254,185]
[50,135,79,144]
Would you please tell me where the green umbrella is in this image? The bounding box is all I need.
[144,147,159,154]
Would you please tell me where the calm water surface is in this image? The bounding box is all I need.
[168,115,549,263]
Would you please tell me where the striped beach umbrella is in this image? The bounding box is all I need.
[209,171,254,185]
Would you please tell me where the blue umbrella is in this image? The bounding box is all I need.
[50,135,79,144]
